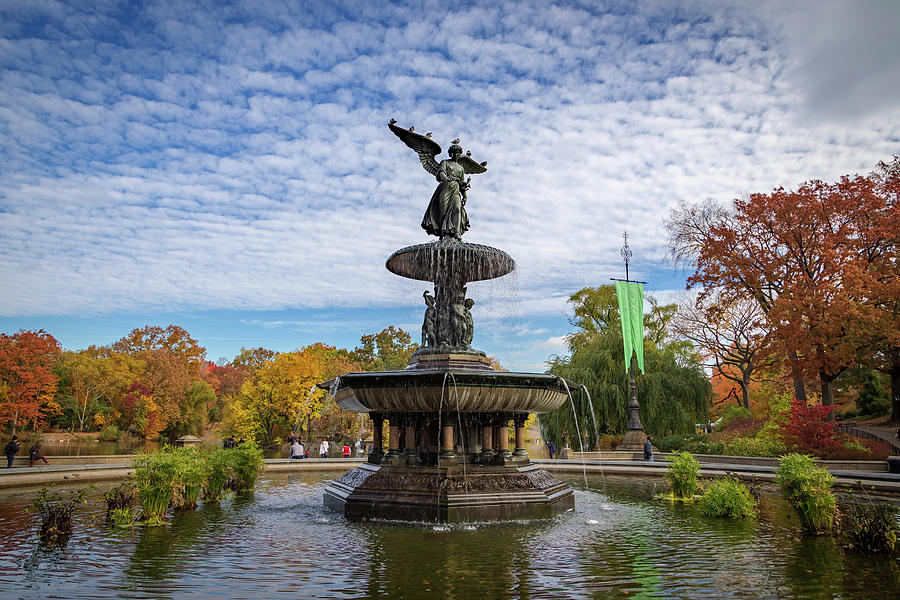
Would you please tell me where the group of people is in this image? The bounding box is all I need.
[4,435,50,468]
[221,435,245,449]
[286,437,366,460]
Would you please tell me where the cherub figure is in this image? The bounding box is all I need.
[422,291,436,347]
[389,120,488,241]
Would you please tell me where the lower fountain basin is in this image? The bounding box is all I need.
[322,370,570,414]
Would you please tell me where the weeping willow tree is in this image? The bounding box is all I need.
[540,286,710,450]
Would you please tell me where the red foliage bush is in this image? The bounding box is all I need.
[779,400,842,455]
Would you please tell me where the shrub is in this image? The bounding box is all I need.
[699,477,757,519]
[226,443,264,491]
[666,451,701,499]
[595,434,622,451]
[775,453,838,534]
[855,369,891,417]
[779,400,843,457]
[99,425,122,442]
[718,405,751,430]
[657,434,724,455]
[31,485,87,544]
[843,502,898,553]
[723,436,786,458]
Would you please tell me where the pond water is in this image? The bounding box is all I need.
[0,472,897,599]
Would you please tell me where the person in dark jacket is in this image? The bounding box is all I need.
[29,442,49,467]
[546,440,556,460]
[643,435,654,462]
[5,435,21,468]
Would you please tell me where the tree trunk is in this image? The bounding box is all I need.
[820,376,835,420]
[792,377,807,404]
[10,407,18,437]
[890,361,900,425]
[741,372,751,411]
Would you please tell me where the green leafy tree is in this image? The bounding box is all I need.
[541,286,709,449]
[354,326,418,371]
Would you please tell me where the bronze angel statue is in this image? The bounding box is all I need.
[389,119,487,240]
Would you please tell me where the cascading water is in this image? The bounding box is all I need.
[318,121,578,522]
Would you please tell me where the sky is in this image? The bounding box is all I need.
[1,0,898,371]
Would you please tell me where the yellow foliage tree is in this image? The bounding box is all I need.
[239,343,359,445]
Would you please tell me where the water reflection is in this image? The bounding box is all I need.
[0,472,898,600]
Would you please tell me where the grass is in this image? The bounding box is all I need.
[699,477,756,519]
[774,453,838,534]
[666,451,701,499]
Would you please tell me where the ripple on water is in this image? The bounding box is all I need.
[0,472,898,599]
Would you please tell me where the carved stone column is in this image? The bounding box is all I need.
[512,413,529,459]
[496,416,512,459]
[383,414,403,464]
[404,414,419,464]
[440,422,456,460]
[368,412,384,464]
[477,416,495,464]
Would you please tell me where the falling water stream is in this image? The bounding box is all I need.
[558,377,589,491]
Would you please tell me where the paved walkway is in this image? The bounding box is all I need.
[838,423,900,455]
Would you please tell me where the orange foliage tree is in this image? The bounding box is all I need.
[669,164,899,410]
[0,330,61,435]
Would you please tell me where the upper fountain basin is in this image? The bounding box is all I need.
[320,370,571,414]
[386,240,515,283]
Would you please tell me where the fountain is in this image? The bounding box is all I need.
[320,121,575,522]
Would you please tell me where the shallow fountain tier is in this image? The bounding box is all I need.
[326,369,571,414]
[324,463,573,523]
[386,240,515,282]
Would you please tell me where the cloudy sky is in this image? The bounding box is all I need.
[1,0,898,370]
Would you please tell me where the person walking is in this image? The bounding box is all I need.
[4,435,21,468]
[29,442,49,467]
[355,438,365,457]
[546,440,556,460]
[643,435,654,462]
[319,439,329,459]
[342,443,351,458]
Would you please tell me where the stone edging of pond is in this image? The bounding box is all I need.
[1,456,899,494]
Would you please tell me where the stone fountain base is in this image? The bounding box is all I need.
[324,462,574,523]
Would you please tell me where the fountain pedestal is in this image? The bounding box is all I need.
[321,238,576,522]
[324,462,573,523]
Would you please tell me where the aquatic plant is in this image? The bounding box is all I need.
[104,480,136,521]
[842,487,898,553]
[133,447,179,523]
[774,453,837,534]
[666,451,701,499]
[202,447,232,502]
[699,477,756,519]
[172,447,209,509]
[31,485,87,543]
[226,443,264,491]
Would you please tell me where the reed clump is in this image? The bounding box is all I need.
[699,477,756,519]
[775,453,837,534]
[132,444,265,522]
[666,451,701,499]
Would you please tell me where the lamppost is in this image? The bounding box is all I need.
[611,232,648,451]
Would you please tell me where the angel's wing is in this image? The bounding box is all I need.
[458,154,488,175]
[389,121,442,176]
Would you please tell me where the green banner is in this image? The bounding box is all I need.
[615,281,645,374]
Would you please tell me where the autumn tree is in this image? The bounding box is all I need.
[112,325,208,439]
[672,292,772,411]
[354,326,418,371]
[232,347,278,372]
[236,343,359,445]
[667,165,899,410]
[0,330,61,435]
